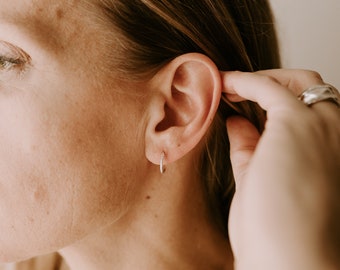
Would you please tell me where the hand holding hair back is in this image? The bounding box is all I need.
[222,69,340,270]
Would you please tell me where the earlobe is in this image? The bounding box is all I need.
[145,53,222,167]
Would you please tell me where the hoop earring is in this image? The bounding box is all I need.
[160,152,166,174]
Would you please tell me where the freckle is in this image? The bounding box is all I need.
[31,145,38,151]
[146,195,151,200]
[34,186,46,201]
[56,9,64,19]
[154,214,158,218]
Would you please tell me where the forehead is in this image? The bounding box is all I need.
[3,0,77,13]
[0,0,98,51]
[0,0,84,26]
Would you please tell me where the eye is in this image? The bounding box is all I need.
[0,41,31,74]
[0,56,25,71]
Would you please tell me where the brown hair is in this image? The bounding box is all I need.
[97,0,281,234]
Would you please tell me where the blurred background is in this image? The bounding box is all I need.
[270,0,340,87]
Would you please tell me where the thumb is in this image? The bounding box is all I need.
[226,116,260,185]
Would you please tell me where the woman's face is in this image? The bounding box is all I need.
[0,0,146,262]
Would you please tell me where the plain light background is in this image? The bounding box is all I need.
[270,0,340,87]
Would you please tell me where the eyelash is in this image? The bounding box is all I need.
[0,42,31,74]
[0,56,25,70]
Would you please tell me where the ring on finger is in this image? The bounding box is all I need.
[298,85,340,108]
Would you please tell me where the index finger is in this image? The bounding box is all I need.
[255,69,324,92]
[221,71,302,112]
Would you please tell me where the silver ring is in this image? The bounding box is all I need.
[298,85,340,108]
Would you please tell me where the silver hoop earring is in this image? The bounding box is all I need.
[160,152,166,174]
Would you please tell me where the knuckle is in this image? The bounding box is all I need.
[258,74,278,85]
[288,69,324,91]
[303,70,324,84]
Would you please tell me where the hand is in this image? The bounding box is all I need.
[222,70,340,270]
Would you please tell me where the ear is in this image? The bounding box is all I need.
[145,53,222,167]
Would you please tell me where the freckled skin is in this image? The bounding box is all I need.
[56,8,64,19]
[0,0,148,262]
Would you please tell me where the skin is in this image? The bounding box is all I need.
[0,0,147,262]
[223,70,340,269]
[0,1,231,269]
[1,0,339,269]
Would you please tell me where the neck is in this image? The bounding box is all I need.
[59,155,234,270]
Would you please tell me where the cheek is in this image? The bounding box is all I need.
[0,86,140,262]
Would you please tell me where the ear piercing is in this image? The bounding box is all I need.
[160,152,166,174]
